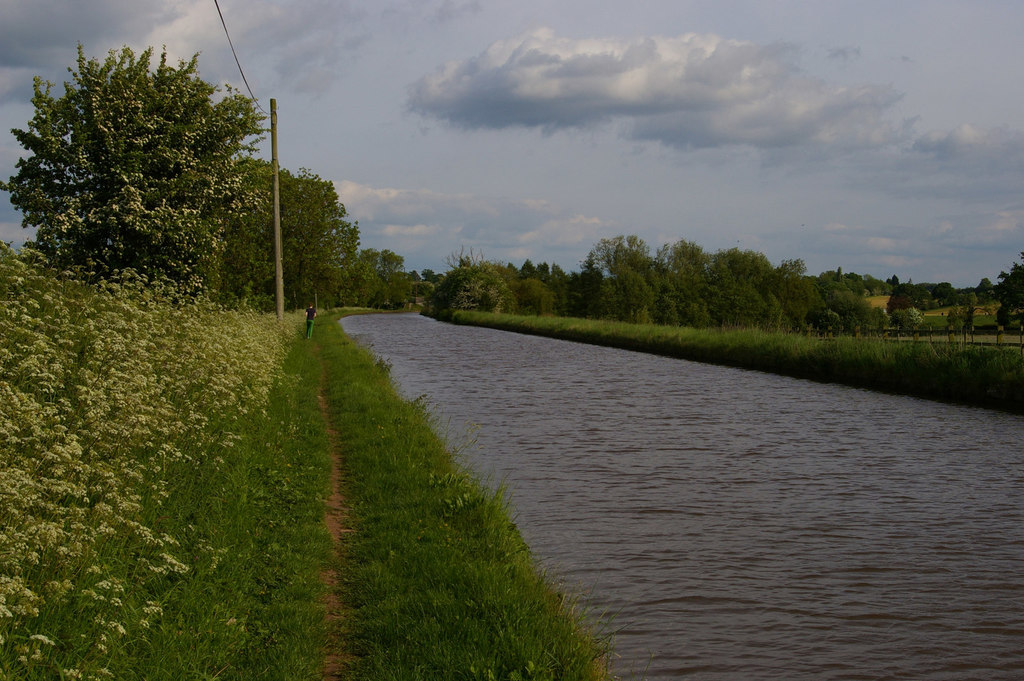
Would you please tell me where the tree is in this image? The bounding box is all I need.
[890,307,924,331]
[863,274,891,296]
[538,263,571,316]
[706,248,779,327]
[994,252,1024,325]
[590,235,653,277]
[947,292,978,330]
[604,268,655,323]
[344,253,379,307]
[975,277,996,302]
[567,255,606,319]
[2,45,263,292]
[219,163,360,309]
[887,281,931,313]
[430,253,515,313]
[282,168,361,308]
[824,289,874,332]
[373,249,411,308]
[217,159,277,308]
[656,239,711,327]
[818,268,867,297]
[513,278,555,315]
[930,282,956,307]
[587,235,656,322]
[774,259,822,328]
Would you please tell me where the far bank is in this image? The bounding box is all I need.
[434,310,1024,413]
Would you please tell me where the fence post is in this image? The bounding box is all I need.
[827,325,833,340]
[913,327,919,342]
[997,325,1004,346]
[947,324,954,344]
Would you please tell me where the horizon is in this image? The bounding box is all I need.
[3,1,1023,289]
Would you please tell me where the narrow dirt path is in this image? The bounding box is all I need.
[317,352,354,679]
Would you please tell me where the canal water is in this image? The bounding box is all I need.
[340,313,1024,680]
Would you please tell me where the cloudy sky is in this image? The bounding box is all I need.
[2,0,1023,285]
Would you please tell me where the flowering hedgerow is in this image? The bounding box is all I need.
[0,244,290,679]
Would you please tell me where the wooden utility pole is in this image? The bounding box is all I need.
[272,98,284,321]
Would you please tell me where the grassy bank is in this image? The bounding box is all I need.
[0,246,333,680]
[442,310,1024,412]
[2,246,611,679]
[318,312,611,680]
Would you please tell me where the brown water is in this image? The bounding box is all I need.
[341,313,1024,680]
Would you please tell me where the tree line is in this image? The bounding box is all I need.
[2,45,406,311]
[429,236,1024,331]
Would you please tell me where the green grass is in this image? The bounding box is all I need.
[444,311,1024,412]
[918,312,1004,329]
[126,328,334,681]
[3,245,611,680]
[318,312,612,681]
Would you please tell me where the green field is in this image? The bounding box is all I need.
[867,295,1006,329]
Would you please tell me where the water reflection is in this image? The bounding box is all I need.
[341,313,1024,680]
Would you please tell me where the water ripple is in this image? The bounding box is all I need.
[342,314,1024,680]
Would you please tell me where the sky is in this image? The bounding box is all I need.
[2,1,1023,286]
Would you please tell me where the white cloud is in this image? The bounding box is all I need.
[975,210,1024,244]
[408,27,905,151]
[879,254,916,268]
[823,221,851,232]
[336,179,614,269]
[139,0,224,63]
[520,214,607,247]
[865,236,910,251]
[380,223,443,237]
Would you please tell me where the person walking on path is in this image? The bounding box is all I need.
[305,302,316,338]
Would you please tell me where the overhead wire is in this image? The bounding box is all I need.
[212,0,267,114]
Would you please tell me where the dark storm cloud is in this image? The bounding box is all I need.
[0,0,169,68]
[0,0,370,100]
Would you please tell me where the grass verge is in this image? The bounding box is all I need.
[442,310,1024,412]
[318,312,612,681]
[126,323,334,681]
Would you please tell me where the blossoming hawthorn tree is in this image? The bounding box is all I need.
[430,251,515,313]
[1,45,264,292]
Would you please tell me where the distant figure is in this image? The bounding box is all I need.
[305,303,316,339]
